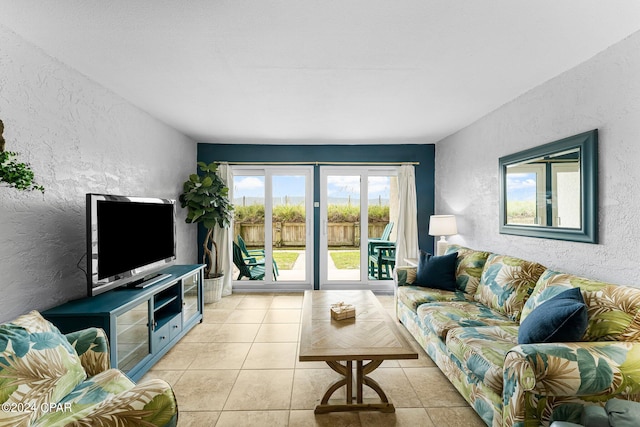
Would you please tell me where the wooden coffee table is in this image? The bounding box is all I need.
[298,290,418,413]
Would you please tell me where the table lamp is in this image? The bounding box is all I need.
[428,215,458,256]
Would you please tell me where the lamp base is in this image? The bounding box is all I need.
[436,237,449,256]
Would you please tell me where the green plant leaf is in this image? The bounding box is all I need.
[201,176,213,187]
[191,210,205,222]
[0,151,44,192]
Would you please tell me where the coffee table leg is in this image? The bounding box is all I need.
[345,361,353,404]
[321,361,350,405]
[315,359,394,414]
[361,360,390,404]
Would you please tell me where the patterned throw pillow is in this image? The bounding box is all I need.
[445,245,491,294]
[0,311,86,424]
[474,254,546,321]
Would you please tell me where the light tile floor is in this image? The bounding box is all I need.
[142,293,486,427]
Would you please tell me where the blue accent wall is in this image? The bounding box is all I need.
[197,143,435,288]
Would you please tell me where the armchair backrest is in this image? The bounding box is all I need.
[237,235,251,257]
[380,222,394,241]
[232,242,251,277]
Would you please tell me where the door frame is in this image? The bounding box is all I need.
[231,165,314,292]
[319,166,397,292]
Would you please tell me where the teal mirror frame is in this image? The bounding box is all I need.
[499,129,598,243]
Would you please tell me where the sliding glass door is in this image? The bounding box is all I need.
[319,166,398,291]
[232,166,313,291]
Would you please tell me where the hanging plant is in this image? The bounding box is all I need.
[0,120,44,193]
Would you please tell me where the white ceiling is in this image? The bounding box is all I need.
[1,1,640,144]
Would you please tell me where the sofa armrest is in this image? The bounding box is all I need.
[80,379,177,427]
[32,377,177,427]
[502,341,640,427]
[394,266,417,287]
[65,327,111,377]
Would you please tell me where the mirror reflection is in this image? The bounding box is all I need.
[499,129,597,243]
[505,148,581,229]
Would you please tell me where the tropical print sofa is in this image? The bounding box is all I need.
[395,244,640,427]
[0,311,177,427]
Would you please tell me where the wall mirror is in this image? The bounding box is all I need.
[499,129,598,243]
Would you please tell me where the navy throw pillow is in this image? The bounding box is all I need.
[518,287,588,344]
[416,250,458,291]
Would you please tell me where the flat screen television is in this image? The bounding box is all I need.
[86,193,176,296]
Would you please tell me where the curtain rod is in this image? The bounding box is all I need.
[214,161,419,166]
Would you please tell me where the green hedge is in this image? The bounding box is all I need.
[234,204,389,223]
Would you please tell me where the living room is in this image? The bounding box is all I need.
[2,2,640,427]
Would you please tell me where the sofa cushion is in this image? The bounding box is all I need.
[397,286,471,313]
[518,287,588,344]
[0,311,87,424]
[522,270,640,342]
[416,250,458,291]
[445,245,492,294]
[474,254,546,321]
[446,325,519,395]
[418,300,518,340]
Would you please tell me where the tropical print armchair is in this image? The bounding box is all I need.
[0,311,177,427]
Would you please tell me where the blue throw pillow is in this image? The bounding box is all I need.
[416,250,457,291]
[518,287,588,344]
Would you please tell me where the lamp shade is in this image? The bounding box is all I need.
[428,215,458,236]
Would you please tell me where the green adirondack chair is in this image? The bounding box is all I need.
[237,234,265,258]
[368,244,396,280]
[368,222,395,278]
[233,242,265,280]
[236,235,279,278]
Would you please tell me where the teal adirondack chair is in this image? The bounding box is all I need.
[368,222,394,254]
[235,236,279,279]
[237,235,265,259]
[368,222,395,278]
[369,245,396,280]
[232,242,265,280]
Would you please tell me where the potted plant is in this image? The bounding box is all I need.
[0,119,44,193]
[179,162,233,303]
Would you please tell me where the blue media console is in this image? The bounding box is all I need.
[43,264,205,381]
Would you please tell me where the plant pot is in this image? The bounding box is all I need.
[204,275,224,304]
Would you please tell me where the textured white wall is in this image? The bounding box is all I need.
[0,25,197,322]
[436,31,640,286]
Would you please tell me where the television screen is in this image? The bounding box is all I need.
[87,194,176,296]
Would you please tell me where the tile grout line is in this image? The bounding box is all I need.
[214,294,247,425]
[171,292,484,425]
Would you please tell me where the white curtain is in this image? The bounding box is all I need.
[213,163,234,296]
[395,164,419,265]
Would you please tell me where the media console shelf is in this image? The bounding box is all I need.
[42,264,204,381]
